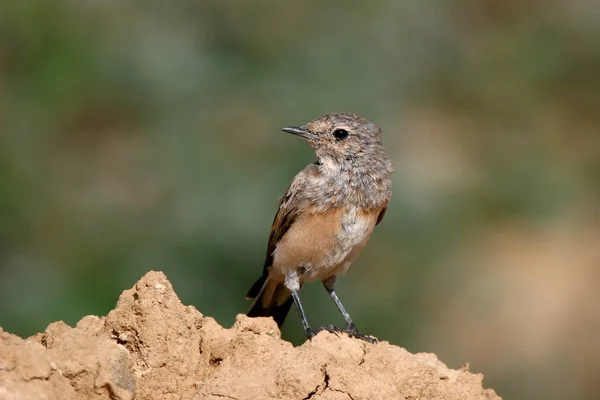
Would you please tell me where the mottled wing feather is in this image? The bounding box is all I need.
[262,165,318,269]
[263,189,299,268]
[246,188,299,300]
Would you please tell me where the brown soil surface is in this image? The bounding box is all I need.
[0,271,500,400]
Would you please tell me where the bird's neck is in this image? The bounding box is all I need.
[313,153,392,209]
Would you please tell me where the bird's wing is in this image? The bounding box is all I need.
[263,171,310,269]
[245,186,300,300]
[246,165,317,300]
[376,203,388,225]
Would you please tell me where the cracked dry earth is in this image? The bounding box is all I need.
[0,271,500,400]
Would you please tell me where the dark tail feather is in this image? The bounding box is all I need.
[246,276,294,328]
[247,293,294,328]
[246,272,267,300]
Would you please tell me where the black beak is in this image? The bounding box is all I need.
[281,126,315,140]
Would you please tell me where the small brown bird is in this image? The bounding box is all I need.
[246,113,392,342]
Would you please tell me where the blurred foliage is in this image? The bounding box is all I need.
[1,1,599,399]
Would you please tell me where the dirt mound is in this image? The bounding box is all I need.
[0,271,500,400]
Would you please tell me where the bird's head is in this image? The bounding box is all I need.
[282,113,385,168]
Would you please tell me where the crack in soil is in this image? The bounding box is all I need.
[23,374,51,383]
[331,387,355,400]
[209,393,240,400]
[303,365,330,399]
[359,342,367,366]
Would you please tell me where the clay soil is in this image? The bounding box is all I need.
[0,271,500,399]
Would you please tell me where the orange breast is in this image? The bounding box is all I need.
[272,207,343,271]
[271,206,381,282]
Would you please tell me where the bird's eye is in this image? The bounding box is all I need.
[332,128,349,140]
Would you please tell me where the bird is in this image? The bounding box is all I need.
[246,112,393,343]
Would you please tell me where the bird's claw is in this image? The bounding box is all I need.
[306,324,378,344]
[343,323,378,344]
[307,325,342,339]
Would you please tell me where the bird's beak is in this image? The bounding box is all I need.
[281,126,316,140]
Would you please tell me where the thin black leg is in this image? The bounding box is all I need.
[322,277,378,344]
[290,289,314,338]
[328,289,354,327]
[291,287,341,339]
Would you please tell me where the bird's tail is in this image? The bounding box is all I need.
[246,274,294,328]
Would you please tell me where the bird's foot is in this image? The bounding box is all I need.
[306,324,378,343]
[343,323,378,344]
[306,325,342,339]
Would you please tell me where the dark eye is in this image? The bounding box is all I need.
[332,128,349,140]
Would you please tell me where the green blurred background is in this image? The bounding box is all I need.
[1,1,599,398]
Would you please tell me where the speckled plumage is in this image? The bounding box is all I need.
[247,113,393,342]
[292,113,393,211]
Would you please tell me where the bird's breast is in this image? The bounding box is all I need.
[271,205,379,282]
[328,206,378,269]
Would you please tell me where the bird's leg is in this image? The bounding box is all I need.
[289,289,314,338]
[322,276,378,344]
[323,277,353,326]
[286,270,317,339]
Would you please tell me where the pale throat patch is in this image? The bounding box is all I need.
[319,155,342,173]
